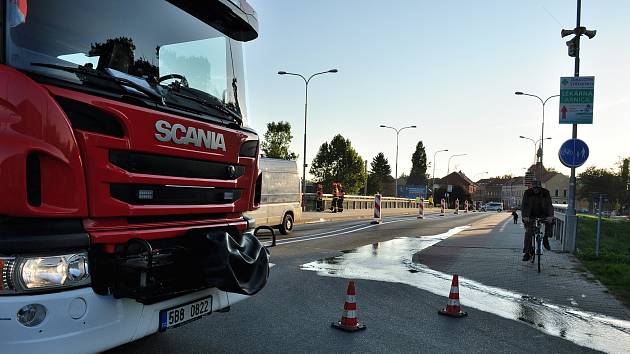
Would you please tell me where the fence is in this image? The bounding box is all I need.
[303,193,427,212]
[552,204,569,252]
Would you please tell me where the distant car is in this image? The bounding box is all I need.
[484,202,503,212]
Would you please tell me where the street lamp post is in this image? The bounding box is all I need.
[474,171,488,204]
[379,125,417,197]
[519,136,552,169]
[431,149,448,204]
[446,153,467,207]
[278,69,338,211]
[515,92,560,180]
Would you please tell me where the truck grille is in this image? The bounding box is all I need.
[110,184,241,205]
[110,150,245,180]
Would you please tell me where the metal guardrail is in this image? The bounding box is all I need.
[552,204,569,252]
[303,193,427,212]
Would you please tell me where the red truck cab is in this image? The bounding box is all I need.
[0,1,267,352]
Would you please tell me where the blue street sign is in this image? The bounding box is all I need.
[559,138,589,168]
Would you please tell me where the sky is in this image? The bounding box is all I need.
[243,0,630,182]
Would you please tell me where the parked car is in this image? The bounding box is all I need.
[484,202,503,212]
[245,157,302,235]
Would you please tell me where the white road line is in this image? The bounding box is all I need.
[278,212,477,245]
[499,218,511,232]
[278,218,410,245]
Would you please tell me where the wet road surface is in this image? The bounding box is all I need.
[108,212,620,353]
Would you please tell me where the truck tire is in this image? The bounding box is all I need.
[279,213,294,235]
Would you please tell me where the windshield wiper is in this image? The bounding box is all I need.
[165,85,243,125]
[30,62,166,105]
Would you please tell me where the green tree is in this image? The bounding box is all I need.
[578,166,621,210]
[310,135,367,194]
[367,153,392,194]
[260,121,298,160]
[397,172,409,186]
[407,141,428,185]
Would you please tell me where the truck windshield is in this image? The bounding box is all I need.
[4,0,248,124]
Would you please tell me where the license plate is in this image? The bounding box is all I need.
[159,296,212,331]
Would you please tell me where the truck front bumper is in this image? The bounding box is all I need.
[0,286,249,354]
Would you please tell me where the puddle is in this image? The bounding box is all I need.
[301,226,630,354]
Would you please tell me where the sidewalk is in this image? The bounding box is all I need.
[418,212,630,319]
[300,207,444,224]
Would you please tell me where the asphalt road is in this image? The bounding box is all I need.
[107,212,600,354]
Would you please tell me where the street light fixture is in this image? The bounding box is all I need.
[379,124,417,197]
[278,68,338,211]
[447,154,468,176]
[519,135,552,169]
[431,149,448,202]
[514,92,560,180]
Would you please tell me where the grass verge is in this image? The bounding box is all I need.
[576,216,630,307]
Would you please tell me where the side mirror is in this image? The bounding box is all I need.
[254,226,276,248]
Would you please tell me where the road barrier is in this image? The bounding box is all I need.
[417,197,425,219]
[454,199,460,215]
[372,194,382,224]
[464,200,469,213]
[440,198,445,216]
[304,193,427,212]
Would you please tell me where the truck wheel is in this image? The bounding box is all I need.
[279,213,294,235]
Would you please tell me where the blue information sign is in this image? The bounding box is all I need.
[559,139,589,168]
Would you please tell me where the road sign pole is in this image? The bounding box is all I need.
[596,194,603,257]
[565,0,582,253]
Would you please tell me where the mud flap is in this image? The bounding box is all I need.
[195,230,270,296]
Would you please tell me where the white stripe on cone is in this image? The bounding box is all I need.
[343,310,357,318]
[450,287,459,294]
[345,295,356,303]
[447,299,461,306]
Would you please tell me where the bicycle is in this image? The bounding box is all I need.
[529,218,545,273]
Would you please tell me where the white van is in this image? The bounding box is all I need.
[483,202,504,212]
[246,157,302,234]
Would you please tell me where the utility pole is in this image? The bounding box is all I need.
[596,194,603,257]
[364,159,368,196]
[561,0,596,253]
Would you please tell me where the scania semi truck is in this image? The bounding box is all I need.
[0,1,269,352]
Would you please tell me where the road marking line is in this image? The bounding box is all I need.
[279,212,481,245]
[278,218,409,245]
[499,218,511,232]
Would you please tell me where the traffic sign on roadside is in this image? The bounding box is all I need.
[559,76,594,124]
[559,138,589,168]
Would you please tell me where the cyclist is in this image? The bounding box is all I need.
[520,180,554,261]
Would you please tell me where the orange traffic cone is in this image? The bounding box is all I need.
[438,274,468,318]
[331,281,367,332]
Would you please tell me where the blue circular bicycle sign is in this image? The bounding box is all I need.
[558,138,589,168]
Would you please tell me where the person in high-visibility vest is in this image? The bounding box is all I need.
[330,182,339,213]
[315,183,324,212]
[337,184,345,212]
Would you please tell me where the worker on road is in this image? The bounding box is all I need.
[337,184,345,213]
[330,182,339,213]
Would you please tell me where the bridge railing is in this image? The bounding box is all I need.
[303,193,428,212]
[552,204,569,252]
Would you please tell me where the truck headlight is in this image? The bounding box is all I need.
[1,253,90,294]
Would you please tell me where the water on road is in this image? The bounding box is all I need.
[301,226,630,354]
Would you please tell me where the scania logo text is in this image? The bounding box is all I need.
[154,120,226,151]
